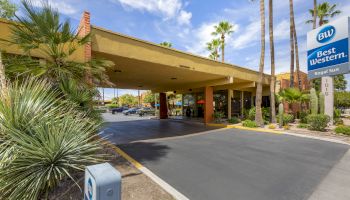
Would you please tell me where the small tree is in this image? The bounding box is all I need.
[119,94,138,107]
[0,0,17,20]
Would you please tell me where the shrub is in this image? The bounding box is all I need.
[307,114,330,131]
[282,114,294,125]
[268,124,276,129]
[283,125,290,130]
[228,117,240,124]
[106,103,119,109]
[297,123,308,129]
[299,111,308,124]
[213,111,225,122]
[247,107,270,121]
[335,126,350,136]
[334,118,344,126]
[0,79,104,200]
[242,120,258,128]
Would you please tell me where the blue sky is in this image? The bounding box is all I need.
[12,0,350,98]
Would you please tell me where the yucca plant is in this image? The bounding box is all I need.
[0,78,105,200]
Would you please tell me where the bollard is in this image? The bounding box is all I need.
[84,163,121,200]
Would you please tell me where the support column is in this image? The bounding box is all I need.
[204,86,214,123]
[159,93,168,119]
[240,91,244,118]
[321,76,334,125]
[228,89,233,119]
[181,94,184,116]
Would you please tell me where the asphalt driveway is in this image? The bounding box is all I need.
[119,128,349,200]
[101,113,219,145]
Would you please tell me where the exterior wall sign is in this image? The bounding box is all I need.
[307,17,350,79]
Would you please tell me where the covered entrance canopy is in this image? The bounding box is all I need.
[91,26,270,92]
[90,25,271,123]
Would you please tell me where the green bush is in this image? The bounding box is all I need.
[106,103,119,109]
[247,107,270,121]
[228,117,240,124]
[213,111,225,122]
[334,118,344,126]
[282,114,294,125]
[242,120,258,128]
[335,126,350,135]
[299,111,308,124]
[0,79,104,200]
[307,114,330,131]
[297,123,308,129]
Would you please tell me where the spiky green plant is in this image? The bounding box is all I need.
[319,92,325,114]
[278,103,284,128]
[310,88,318,114]
[0,78,104,200]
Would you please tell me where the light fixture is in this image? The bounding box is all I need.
[171,77,177,80]
[114,69,122,73]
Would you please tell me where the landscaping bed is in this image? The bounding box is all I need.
[48,146,175,200]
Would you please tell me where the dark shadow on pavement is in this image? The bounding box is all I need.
[119,142,171,163]
[101,119,220,145]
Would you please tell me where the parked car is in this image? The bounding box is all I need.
[122,108,139,115]
[111,106,129,114]
[137,107,155,116]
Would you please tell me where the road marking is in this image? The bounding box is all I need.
[101,137,190,200]
[206,123,284,134]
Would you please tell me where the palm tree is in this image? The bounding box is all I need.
[278,88,310,117]
[306,2,341,26]
[206,39,221,61]
[290,0,301,90]
[159,41,172,48]
[3,0,112,87]
[289,0,295,88]
[212,21,234,62]
[254,0,266,127]
[313,0,317,29]
[268,0,276,123]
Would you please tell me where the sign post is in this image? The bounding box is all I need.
[307,17,350,122]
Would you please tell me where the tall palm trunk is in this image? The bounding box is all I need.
[289,0,295,88]
[293,26,301,90]
[269,0,276,123]
[313,0,317,29]
[0,51,6,91]
[221,34,225,62]
[291,2,301,90]
[255,0,265,127]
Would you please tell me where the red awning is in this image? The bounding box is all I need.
[196,99,205,104]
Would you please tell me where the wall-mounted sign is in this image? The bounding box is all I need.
[307,17,350,79]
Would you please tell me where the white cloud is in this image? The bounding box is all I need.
[177,10,192,25]
[32,0,77,15]
[184,21,238,57]
[184,22,217,56]
[112,0,192,25]
[232,20,260,49]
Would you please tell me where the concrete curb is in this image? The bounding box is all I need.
[206,123,350,145]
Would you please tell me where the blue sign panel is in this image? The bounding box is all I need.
[307,17,350,79]
[308,38,349,71]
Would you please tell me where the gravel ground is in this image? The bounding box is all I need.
[48,147,175,200]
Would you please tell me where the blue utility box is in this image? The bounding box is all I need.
[84,163,121,200]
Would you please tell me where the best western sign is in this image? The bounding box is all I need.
[307,17,350,79]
